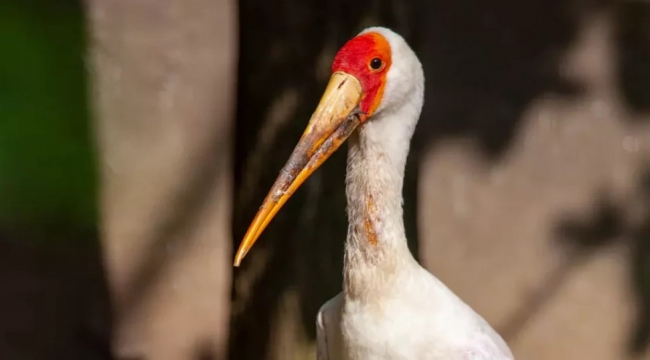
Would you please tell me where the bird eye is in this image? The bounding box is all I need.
[369,57,383,70]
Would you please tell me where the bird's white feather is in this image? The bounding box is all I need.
[316,293,346,360]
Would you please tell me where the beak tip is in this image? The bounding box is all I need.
[233,248,247,267]
[233,255,242,267]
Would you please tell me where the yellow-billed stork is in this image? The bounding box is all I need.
[234,26,515,360]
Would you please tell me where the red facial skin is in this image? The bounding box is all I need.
[331,32,392,118]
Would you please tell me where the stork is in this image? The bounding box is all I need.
[233,27,515,360]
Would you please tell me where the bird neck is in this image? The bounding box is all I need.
[343,112,416,300]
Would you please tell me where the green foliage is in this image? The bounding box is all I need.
[0,0,97,236]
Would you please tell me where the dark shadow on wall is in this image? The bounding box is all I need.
[549,165,650,357]
[0,229,113,360]
[499,193,625,343]
[616,1,650,115]
[229,0,611,358]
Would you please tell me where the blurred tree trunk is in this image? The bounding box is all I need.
[85,0,237,359]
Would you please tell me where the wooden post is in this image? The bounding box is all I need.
[86,0,237,358]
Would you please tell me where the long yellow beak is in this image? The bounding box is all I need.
[233,72,364,266]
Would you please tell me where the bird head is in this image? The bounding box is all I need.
[234,27,423,266]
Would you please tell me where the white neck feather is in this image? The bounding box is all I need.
[343,105,420,301]
[341,27,425,301]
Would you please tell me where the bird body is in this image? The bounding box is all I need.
[234,27,514,360]
[318,269,513,360]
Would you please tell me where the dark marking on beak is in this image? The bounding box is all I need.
[337,77,348,89]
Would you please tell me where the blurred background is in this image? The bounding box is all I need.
[1,0,650,359]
